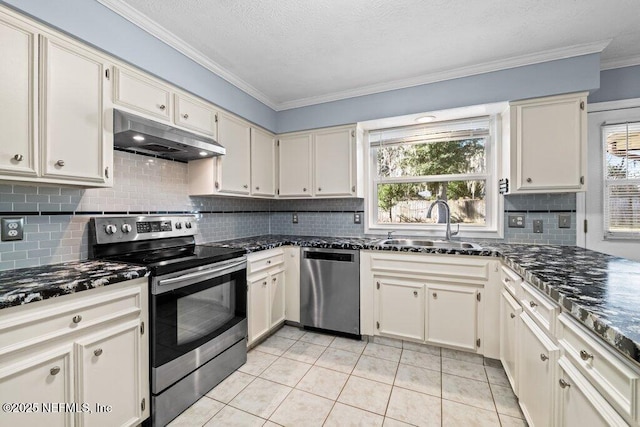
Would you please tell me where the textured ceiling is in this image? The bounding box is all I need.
[104,0,640,110]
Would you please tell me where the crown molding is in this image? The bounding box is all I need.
[96,0,278,110]
[277,40,611,110]
[601,54,640,71]
[96,0,611,112]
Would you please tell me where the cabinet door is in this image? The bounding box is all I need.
[0,15,38,177]
[375,278,424,341]
[557,357,628,427]
[248,276,270,345]
[270,271,286,328]
[500,290,521,394]
[314,127,355,197]
[113,66,171,120]
[75,320,143,427]
[518,312,559,427]
[426,284,478,351]
[40,35,110,184]
[250,128,276,197]
[0,346,73,427]
[174,93,217,136]
[283,247,300,323]
[514,94,585,191]
[278,134,313,197]
[218,113,251,194]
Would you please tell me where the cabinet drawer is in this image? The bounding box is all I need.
[0,285,143,356]
[174,94,217,136]
[520,281,559,335]
[247,249,285,275]
[113,67,171,120]
[500,265,523,299]
[558,313,640,421]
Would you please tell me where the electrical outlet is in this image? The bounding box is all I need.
[354,213,362,224]
[508,214,525,228]
[292,213,298,224]
[1,217,24,241]
[558,213,571,228]
[533,219,543,233]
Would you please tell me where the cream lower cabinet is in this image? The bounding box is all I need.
[374,278,425,341]
[283,247,301,323]
[518,312,559,427]
[500,289,521,394]
[426,283,479,351]
[247,248,286,346]
[0,278,149,427]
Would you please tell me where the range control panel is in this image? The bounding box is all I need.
[92,215,197,244]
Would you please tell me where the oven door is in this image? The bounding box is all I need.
[150,257,247,393]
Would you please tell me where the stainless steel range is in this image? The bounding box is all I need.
[89,215,247,427]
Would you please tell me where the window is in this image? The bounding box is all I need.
[603,121,640,239]
[366,116,500,237]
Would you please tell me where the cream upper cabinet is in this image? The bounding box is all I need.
[426,283,478,352]
[503,92,587,194]
[75,320,143,427]
[174,93,217,137]
[217,113,251,195]
[314,126,356,197]
[278,133,313,197]
[40,35,112,186]
[113,66,171,121]
[374,277,425,341]
[250,128,276,197]
[0,14,38,177]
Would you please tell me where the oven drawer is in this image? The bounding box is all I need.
[558,313,640,422]
[520,281,559,335]
[500,265,523,299]
[247,248,284,275]
[0,281,144,356]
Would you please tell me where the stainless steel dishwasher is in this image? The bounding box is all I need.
[300,247,360,336]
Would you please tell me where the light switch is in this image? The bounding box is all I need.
[533,220,543,233]
[558,214,571,228]
[1,217,24,241]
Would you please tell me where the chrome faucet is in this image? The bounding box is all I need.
[426,199,459,241]
[387,230,395,239]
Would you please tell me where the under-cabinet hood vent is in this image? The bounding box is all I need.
[113,109,225,162]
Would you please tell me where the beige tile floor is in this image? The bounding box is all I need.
[168,326,528,426]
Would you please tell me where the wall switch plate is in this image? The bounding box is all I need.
[533,219,544,233]
[1,217,25,241]
[558,213,571,228]
[508,214,525,228]
[354,213,362,224]
[292,213,298,224]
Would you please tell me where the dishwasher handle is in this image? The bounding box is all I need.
[303,250,354,262]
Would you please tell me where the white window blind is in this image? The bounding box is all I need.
[603,121,640,239]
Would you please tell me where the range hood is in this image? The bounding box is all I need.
[113,109,225,162]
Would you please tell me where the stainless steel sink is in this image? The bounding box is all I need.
[376,238,482,250]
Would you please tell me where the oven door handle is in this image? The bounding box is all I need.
[157,259,246,288]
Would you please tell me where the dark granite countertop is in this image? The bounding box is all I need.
[205,234,640,367]
[0,260,149,309]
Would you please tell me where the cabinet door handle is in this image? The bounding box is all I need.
[559,379,571,388]
[56,160,65,167]
[510,313,516,319]
[318,187,322,192]
[256,186,260,191]
[413,291,418,297]
[94,348,103,357]
[50,366,61,376]
[540,353,548,362]
[104,167,110,179]
[262,281,267,286]
[526,177,532,183]
[504,277,511,283]
[243,184,248,189]
[272,277,277,282]
[72,315,82,324]
[580,350,594,361]
[266,260,271,264]
[182,113,189,119]
[159,104,166,111]
[432,292,437,299]
[351,185,355,192]
[529,301,537,308]
[303,187,307,192]
[13,154,23,161]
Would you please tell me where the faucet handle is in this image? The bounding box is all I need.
[451,224,460,236]
[387,230,395,239]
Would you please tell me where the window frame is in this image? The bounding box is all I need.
[364,115,503,238]
[602,121,640,240]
